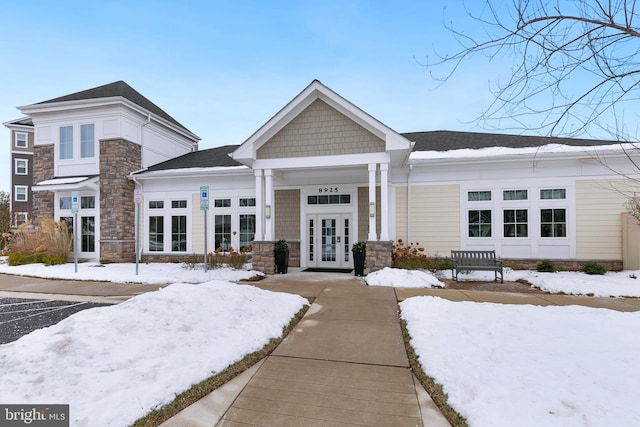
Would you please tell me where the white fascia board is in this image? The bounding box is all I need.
[3,117,34,130]
[253,152,390,170]
[131,166,251,180]
[19,97,200,143]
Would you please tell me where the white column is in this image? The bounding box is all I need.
[368,163,377,241]
[380,163,389,241]
[254,169,263,241]
[264,169,274,241]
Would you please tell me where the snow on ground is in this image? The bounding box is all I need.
[401,296,640,426]
[1,260,640,426]
[438,268,640,297]
[365,266,445,288]
[0,260,262,284]
[363,266,640,297]
[0,280,307,427]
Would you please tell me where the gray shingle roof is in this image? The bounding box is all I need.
[141,131,624,172]
[144,145,242,172]
[403,131,621,152]
[38,80,193,134]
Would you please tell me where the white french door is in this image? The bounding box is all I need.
[307,214,352,269]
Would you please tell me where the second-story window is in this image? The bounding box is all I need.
[15,159,28,175]
[15,132,27,148]
[80,124,95,158]
[59,126,73,159]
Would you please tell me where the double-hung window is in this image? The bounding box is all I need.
[80,124,95,158]
[15,159,28,175]
[503,189,528,238]
[14,186,27,202]
[59,126,73,159]
[15,132,27,148]
[467,190,492,237]
[540,188,567,238]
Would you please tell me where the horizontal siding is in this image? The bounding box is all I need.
[395,187,408,240]
[576,180,631,259]
[407,184,460,255]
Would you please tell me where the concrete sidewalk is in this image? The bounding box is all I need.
[161,271,640,427]
[163,274,450,426]
[0,273,164,303]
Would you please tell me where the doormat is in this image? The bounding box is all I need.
[303,268,354,273]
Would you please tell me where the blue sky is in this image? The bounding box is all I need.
[0,0,616,193]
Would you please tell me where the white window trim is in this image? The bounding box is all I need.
[14,158,28,175]
[14,212,28,227]
[80,123,95,159]
[14,185,28,202]
[15,132,28,148]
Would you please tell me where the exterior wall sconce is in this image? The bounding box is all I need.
[369,202,375,217]
[265,205,271,219]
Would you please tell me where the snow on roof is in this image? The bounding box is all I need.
[135,165,250,178]
[35,176,91,186]
[409,142,636,161]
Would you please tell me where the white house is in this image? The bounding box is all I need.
[15,81,200,261]
[130,80,640,273]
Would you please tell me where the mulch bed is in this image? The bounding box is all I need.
[442,279,545,293]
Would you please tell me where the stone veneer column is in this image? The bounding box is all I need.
[31,145,55,226]
[252,241,276,274]
[99,138,141,262]
[365,240,392,274]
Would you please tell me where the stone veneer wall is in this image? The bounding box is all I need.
[251,240,301,274]
[365,240,392,274]
[31,145,55,226]
[252,241,276,274]
[99,139,141,262]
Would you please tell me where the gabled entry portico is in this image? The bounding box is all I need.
[231,80,412,274]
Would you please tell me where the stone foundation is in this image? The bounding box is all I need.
[252,241,276,274]
[501,258,623,272]
[100,240,136,263]
[365,240,392,274]
[250,240,301,274]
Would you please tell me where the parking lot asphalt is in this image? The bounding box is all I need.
[0,273,163,344]
[0,297,108,344]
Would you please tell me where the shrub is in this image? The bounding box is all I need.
[226,252,248,270]
[391,240,449,273]
[7,252,41,266]
[207,249,249,270]
[536,260,556,272]
[352,241,366,253]
[582,262,607,275]
[274,239,288,252]
[6,220,72,266]
[42,255,68,266]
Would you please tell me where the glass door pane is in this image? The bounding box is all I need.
[81,216,95,252]
[321,219,336,262]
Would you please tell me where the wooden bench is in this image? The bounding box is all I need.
[451,250,504,283]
